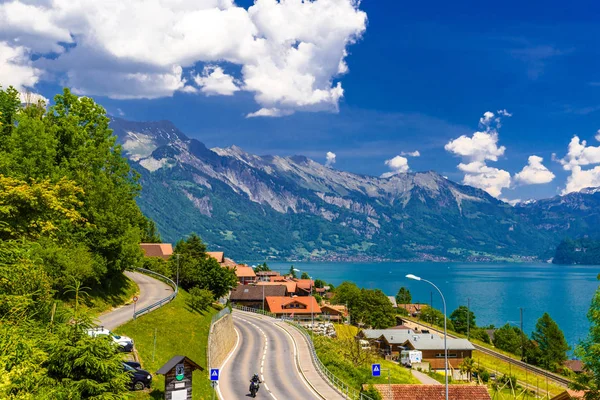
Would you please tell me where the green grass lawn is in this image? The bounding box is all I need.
[115,289,217,400]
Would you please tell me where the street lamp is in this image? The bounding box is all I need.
[406,274,448,400]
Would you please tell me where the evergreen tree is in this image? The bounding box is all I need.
[531,313,569,370]
[493,323,528,356]
[396,286,412,304]
[301,271,310,280]
[289,265,297,278]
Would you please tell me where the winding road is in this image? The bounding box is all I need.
[217,311,345,400]
[95,271,173,330]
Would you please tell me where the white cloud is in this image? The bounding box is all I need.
[501,198,522,206]
[194,65,240,96]
[381,155,409,177]
[19,91,49,105]
[596,130,600,142]
[325,151,336,167]
[0,41,41,90]
[445,111,511,197]
[400,150,421,157]
[514,155,555,185]
[0,0,367,116]
[557,135,600,194]
[246,108,294,118]
[458,161,511,198]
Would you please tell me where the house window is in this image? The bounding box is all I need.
[435,353,457,358]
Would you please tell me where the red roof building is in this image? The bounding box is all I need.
[365,384,491,400]
[265,296,321,317]
[140,243,173,260]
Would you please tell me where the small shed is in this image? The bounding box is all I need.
[156,355,203,400]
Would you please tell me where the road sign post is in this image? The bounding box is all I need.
[372,364,381,377]
[132,295,138,318]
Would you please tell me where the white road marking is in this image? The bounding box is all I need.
[215,325,240,400]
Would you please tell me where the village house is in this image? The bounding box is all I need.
[397,303,428,316]
[140,243,173,260]
[229,285,286,309]
[293,279,314,296]
[357,329,474,370]
[320,304,348,322]
[233,265,257,285]
[265,296,321,320]
[364,384,491,400]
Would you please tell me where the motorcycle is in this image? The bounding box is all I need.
[249,381,260,397]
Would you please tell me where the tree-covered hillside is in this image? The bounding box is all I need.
[0,86,159,398]
[553,238,600,265]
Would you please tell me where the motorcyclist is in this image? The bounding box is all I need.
[249,373,261,397]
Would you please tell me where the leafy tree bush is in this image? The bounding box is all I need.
[333,282,396,328]
[314,279,325,288]
[254,262,270,272]
[450,305,476,335]
[470,328,491,344]
[188,287,214,311]
[142,256,172,278]
[493,323,528,356]
[171,234,237,297]
[301,272,310,279]
[419,307,455,331]
[362,385,383,400]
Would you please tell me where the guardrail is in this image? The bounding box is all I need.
[211,306,231,324]
[231,304,374,400]
[133,268,178,319]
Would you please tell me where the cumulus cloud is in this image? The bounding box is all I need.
[400,150,421,157]
[445,111,511,197]
[325,151,336,167]
[19,91,49,105]
[0,0,367,116]
[381,155,409,178]
[557,135,600,194]
[514,156,555,185]
[194,65,240,96]
[0,41,41,90]
[596,129,600,142]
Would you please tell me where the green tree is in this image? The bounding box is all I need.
[314,279,325,289]
[188,287,214,311]
[450,305,476,335]
[289,266,297,278]
[300,272,310,280]
[254,262,271,272]
[362,385,382,400]
[396,286,412,304]
[470,328,491,344]
[571,278,600,398]
[493,324,528,356]
[419,307,455,331]
[459,357,476,381]
[172,234,237,297]
[531,313,569,370]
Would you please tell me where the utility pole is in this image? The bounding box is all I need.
[262,284,265,311]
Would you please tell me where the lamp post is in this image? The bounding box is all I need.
[406,274,448,400]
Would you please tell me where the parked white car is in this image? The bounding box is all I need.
[87,327,134,352]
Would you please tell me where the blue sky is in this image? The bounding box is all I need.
[3,0,600,201]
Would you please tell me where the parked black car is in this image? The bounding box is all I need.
[124,361,141,370]
[123,362,152,390]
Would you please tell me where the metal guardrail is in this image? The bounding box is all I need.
[211,306,231,324]
[231,304,374,400]
[133,267,178,319]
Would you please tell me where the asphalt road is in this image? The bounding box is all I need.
[95,271,173,330]
[217,312,323,400]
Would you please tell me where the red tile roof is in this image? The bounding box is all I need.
[265,296,321,315]
[366,385,491,400]
[270,276,288,282]
[140,243,173,260]
[207,251,225,263]
[234,266,256,278]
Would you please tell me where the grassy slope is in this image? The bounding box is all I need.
[313,323,418,392]
[76,272,139,316]
[115,289,217,400]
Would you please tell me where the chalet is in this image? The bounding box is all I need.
[293,279,314,296]
[357,329,474,370]
[255,271,281,282]
[207,251,238,268]
[397,303,428,316]
[233,265,257,285]
[364,384,491,400]
[320,304,348,322]
[257,281,296,295]
[265,296,321,320]
[230,285,286,309]
[140,243,173,260]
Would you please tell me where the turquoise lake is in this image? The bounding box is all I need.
[266,261,599,353]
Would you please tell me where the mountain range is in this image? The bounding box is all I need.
[110,117,600,262]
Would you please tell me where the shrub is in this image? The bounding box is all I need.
[362,385,382,400]
[188,287,214,311]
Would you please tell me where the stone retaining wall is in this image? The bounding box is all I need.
[208,313,236,369]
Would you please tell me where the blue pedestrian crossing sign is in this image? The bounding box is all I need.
[372,364,381,377]
[210,369,219,381]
